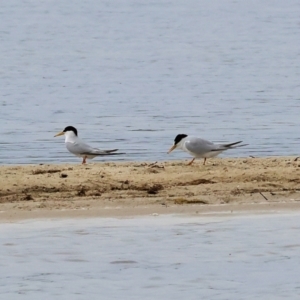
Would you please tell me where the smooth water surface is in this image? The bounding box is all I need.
[1,0,300,164]
[1,213,300,299]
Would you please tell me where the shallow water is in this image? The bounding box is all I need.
[1,213,300,299]
[1,0,300,164]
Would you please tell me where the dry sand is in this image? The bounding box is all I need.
[1,156,300,221]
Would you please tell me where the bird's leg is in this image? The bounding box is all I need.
[203,158,207,165]
[82,156,87,164]
[187,158,195,166]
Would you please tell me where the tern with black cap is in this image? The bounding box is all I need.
[168,134,247,165]
[55,126,125,164]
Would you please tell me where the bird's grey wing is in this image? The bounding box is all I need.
[185,137,218,155]
[66,140,96,155]
[83,148,123,156]
[219,141,248,150]
[67,141,120,155]
[211,141,246,151]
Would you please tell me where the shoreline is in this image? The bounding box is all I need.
[1,202,300,223]
[1,156,300,221]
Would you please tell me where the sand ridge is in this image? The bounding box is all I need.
[1,156,300,219]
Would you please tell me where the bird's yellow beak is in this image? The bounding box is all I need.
[54,131,64,137]
[167,145,176,154]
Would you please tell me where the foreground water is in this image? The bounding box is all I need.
[1,213,300,299]
[1,0,300,164]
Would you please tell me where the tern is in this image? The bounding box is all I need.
[168,134,247,165]
[55,126,125,164]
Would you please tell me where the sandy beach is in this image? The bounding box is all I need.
[1,156,300,221]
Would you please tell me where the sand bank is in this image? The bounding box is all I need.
[1,157,300,221]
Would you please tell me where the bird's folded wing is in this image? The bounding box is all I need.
[67,142,125,156]
[66,141,98,155]
[81,148,122,156]
[185,138,217,154]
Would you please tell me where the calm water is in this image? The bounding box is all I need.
[1,213,300,299]
[0,0,299,164]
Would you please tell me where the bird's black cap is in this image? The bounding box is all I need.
[174,134,188,145]
[63,126,78,136]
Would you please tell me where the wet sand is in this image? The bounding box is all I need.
[1,156,300,221]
